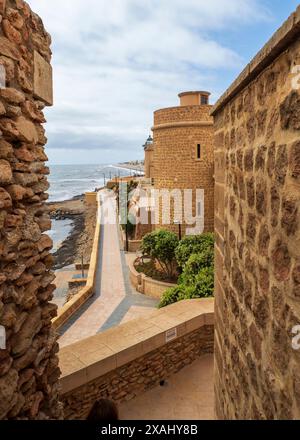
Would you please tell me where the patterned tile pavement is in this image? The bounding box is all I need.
[58,190,158,348]
[119,354,214,420]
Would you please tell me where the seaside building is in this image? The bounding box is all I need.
[151,91,214,237]
[143,135,154,180]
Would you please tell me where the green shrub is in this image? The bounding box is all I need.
[159,233,215,308]
[175,233,214,268]
[158,285,186,308]
[141,229,179,278]
[179,248,214,285]
[190,266,214,298]
[159,266,214,307]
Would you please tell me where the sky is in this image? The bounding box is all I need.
[26,0,299,165]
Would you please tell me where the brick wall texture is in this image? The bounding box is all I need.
[0,0,62,419]
[213,29,300,419]
[62,324,214,420]
[152,105,214,235]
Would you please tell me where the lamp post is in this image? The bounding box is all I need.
[103,173,106,186]
[174,219,182,241]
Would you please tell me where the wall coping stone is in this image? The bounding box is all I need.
[211,5,300,115]
[154,104,213,114]
[152,121,214,131]
[59,298,214,394]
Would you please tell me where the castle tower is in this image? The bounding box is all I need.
[152,91,214,236]
[143,135,154,179]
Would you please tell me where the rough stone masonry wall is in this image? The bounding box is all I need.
[153,106,214,235]
[62,324,213,420]
[0,0,62,419]
[213,17,300,419]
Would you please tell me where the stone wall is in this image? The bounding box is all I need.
[128,257,176,299]
[59,298,214,419]
[152,99,214,235]
[0,0,62,419]
[213,7,300,419]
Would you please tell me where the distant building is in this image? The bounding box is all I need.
[143,135,154,179]
[151,91,214,236]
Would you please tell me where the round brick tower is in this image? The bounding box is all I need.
[152,91,214,236]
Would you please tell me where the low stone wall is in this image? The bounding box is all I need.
[59,298,214,419]
[129,258,176,299]
[124,238,141,253]
[85,192,97,205]
[52,193,101,331]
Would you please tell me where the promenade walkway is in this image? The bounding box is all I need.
[59,190,158,348]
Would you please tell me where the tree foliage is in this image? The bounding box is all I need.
[141,229,179,278]
[159,233,215,308]
[175,233,214,268]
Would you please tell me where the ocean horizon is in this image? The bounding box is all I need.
[48,163,140,202]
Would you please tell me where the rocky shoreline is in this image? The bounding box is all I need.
[48,195,97,270]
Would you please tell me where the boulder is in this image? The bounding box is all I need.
[0,140,13,159]
[0,159,12,185]
[0,369,19,419]
[0,0,6,15]
[0,303,18,328]
[0,188,12,209]
[6,184,27,201]
[14,146,34,162]
[2,19,22,45]
[3,262,26,281]
[0,36,19,60]
[0,101,6,116]
[13,172,38,187]
[11,307,42,356]
[7,7,24,30]
[0,87,25,104]
[37,235,53,252]
[14,116,38,144]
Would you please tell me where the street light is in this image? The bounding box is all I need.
[103,173,106,186]
[174,219,182,241]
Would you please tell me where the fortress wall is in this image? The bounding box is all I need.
[0,0,62,419]
[152,104,214,235]
[212,7,300,419]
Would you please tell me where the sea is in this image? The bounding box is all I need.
[48,163,137,202]
[47,164,139,256]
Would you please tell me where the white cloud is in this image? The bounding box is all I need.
[26,0,271,164]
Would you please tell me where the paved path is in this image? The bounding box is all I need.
[59,190,158,348]
[119,354,214,420]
